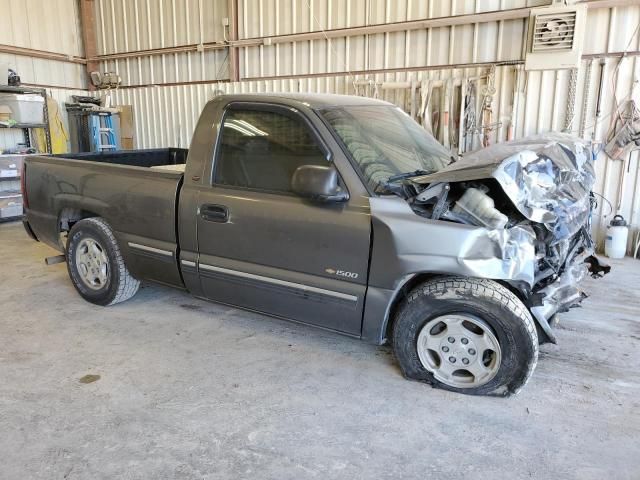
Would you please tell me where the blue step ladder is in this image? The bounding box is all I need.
[90,113,119,152]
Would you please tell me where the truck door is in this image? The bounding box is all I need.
[194,102,370,335]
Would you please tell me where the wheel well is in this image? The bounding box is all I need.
[494,280,529,303]
[383,274,539,343]
[384,272,445,342]
[58,208,99,232]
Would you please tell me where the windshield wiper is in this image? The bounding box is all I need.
[375,169,429,196]
[386,169,430,183]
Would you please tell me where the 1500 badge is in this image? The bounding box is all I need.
[325,268,359,279]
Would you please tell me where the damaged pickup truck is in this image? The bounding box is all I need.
[22,94,607,396]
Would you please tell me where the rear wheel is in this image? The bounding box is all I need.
[66,217,140,306]
[392,276,538,396]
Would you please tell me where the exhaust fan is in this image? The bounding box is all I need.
[525,4,586,71]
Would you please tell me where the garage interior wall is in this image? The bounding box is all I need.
[0,0,89,150]
[1,0,638,252]
[92,0,640,251]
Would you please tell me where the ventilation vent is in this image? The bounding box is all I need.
[532,11,577,52]
[525,5,586,71]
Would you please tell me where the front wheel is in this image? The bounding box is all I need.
[392,277,538,396]
[66,217,140,306]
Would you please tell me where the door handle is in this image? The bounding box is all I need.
[200,204,229,223]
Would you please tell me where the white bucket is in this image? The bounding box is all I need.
[604,215,629,259]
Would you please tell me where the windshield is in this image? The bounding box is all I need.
[321,105,453,192]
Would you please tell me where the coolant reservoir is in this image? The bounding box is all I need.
[452,188,508,229]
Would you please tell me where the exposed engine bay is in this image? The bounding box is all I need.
[387,133,610,343]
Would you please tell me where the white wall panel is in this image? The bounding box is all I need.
[236,0,539,80]
[237,0,547,39]
[96,0,228,53]
[96,0,640,90]
[103,45,640,251]
[0,0,87,149]
[91,1,640,253]
[93,0,555,85]
[0,53,86,90]
[0,0,83,56]
[94,0,229,86]
[0,128,25,152]
[0,0,86,89]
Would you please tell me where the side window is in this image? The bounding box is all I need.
[214,108,328,193]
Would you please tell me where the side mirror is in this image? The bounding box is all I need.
[291,165,349,203]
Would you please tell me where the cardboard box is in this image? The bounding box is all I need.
[0,105,12,121]
[118,105,135,149]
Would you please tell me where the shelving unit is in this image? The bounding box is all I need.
[0,155,24,221]
[0,85,51,221]
[0,85,52,153]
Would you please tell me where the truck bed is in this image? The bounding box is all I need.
[53,148,188,169]
[23,149,187,288]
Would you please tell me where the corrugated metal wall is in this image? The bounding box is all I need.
[64,2,640,252]
[95,0,554,85]
[0,0,87,152]
[0,0,86,89]
[237,0,546,78]
[95,0,230,86]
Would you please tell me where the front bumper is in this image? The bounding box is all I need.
[529,254,609,343]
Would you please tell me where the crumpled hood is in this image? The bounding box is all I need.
[413,133,595,244]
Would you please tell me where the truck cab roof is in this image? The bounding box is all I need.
[212,93,393,109]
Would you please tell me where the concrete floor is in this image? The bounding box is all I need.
[1,221,639,480]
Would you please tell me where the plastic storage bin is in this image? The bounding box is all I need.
[0,154,24,178]
[0,192,22,219]
[0,93,44,124]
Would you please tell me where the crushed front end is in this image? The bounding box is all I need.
[409,133,610,343]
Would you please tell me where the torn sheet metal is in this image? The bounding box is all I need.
[530,253,590,343]
[367,133,606,343]
[368,197,537,288]
[414,133,595,244]
[458,225,537,286]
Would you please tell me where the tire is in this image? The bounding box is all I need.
[391,276,538,397]
[66,217,140,306]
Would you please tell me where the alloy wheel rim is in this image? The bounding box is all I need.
[417,314,501,388]
[75,238,109,290]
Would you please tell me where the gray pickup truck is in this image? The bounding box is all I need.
[22,93,607,396]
